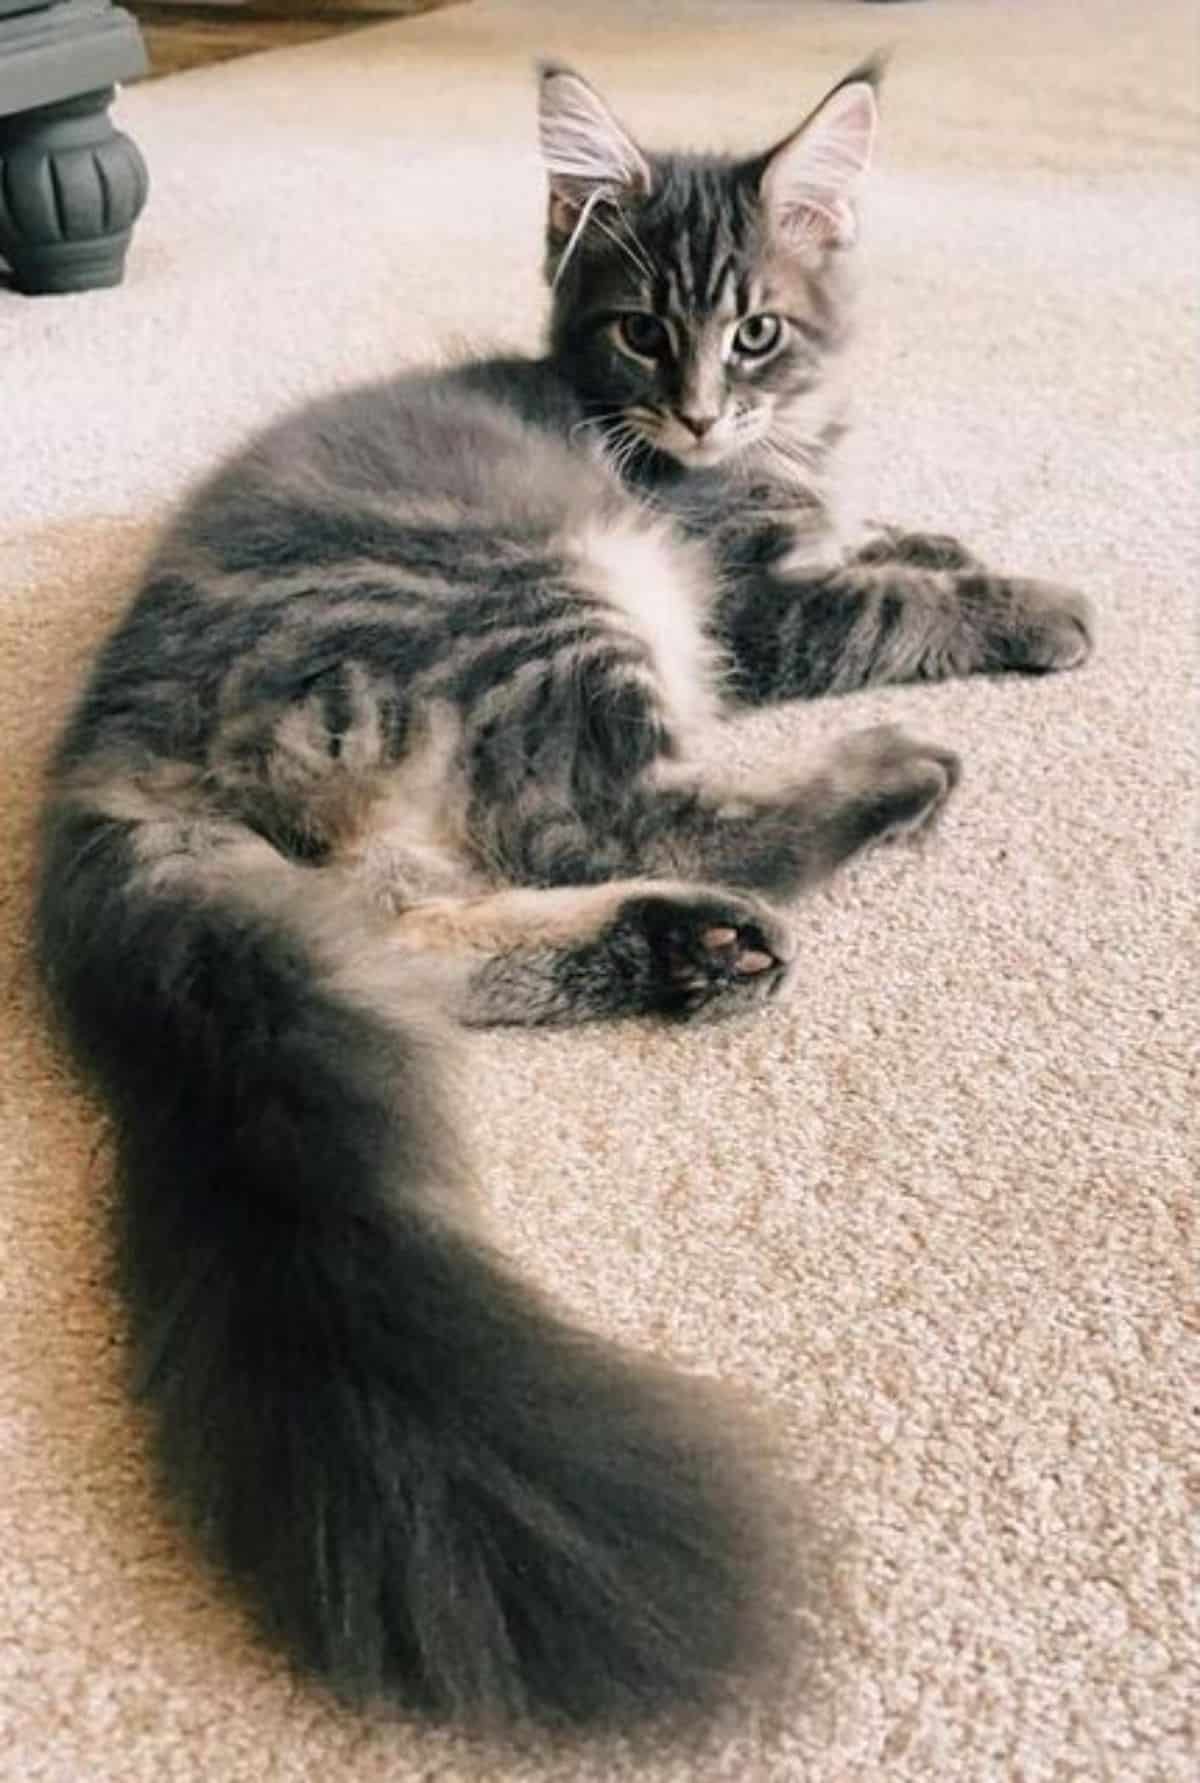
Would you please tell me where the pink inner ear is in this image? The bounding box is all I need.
[549,191,579,238]
[780,195,857,251]
[762,76,877,253]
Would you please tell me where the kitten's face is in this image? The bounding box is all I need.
[600,292,802,469]
[548,162,837,471]
[539,65,878,476]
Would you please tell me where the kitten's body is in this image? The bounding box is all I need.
[35,65,1092,1732]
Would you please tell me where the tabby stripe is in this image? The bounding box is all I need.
[451,627,601,705]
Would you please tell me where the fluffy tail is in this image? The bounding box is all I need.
[35,803,784,1729]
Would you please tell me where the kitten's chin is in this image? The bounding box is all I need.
[652,429,752,471]
[680,441,736,469]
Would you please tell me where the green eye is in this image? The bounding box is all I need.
[618,313,670,358]
[733,314,783,358]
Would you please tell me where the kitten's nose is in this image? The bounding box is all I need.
[678,413,719,440]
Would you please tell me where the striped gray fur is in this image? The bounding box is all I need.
[34,60,1093,1735]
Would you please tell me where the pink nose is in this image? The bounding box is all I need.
[678,413,718,440]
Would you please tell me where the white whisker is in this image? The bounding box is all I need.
[605,206,656,282]
[584,208,654,287]
[569,411,630,440]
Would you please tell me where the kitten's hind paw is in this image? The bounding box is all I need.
[989,579,1095,673]
[616,889,795,1021]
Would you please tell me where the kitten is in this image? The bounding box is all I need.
[34,61,1092,1732]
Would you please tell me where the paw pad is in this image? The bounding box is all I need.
[630,893,793,1018]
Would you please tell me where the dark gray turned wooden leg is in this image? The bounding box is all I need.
[0,87,148,294]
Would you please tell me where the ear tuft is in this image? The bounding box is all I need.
[759,73,879,253]
[537,62,651,239]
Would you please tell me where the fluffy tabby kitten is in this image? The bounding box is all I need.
[35,62,1092,1731]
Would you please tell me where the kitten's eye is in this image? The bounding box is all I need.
[617,313,670,358]
[732,314,784,358]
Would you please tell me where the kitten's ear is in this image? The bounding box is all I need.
[537,62,651,242]
[756,61,882,253]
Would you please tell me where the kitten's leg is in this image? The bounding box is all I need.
[380,727,958,1028]
[338,730,958,1028]
[620,724,961,901]
[717,530,1094,702]
[377,879,795,1027]
[481,724,960,907]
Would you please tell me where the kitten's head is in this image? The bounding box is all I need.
[538,61,880,473]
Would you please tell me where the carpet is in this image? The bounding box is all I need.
[1,2,1196,1778]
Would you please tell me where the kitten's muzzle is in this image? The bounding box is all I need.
[677,412,719,440]
[653,409,741,466]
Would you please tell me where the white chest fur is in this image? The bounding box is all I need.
[566,507,723,741]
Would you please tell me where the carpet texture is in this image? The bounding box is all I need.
[1,2,1196,1778]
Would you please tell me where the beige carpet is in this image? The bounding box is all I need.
[1,2,1196,1777]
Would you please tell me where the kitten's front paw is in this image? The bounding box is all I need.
[831,724,962,846]
[856,526,979,571]
[993,580,1095,673]
[616,888,794,1021]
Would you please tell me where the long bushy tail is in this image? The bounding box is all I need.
[35,802,785,1729]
